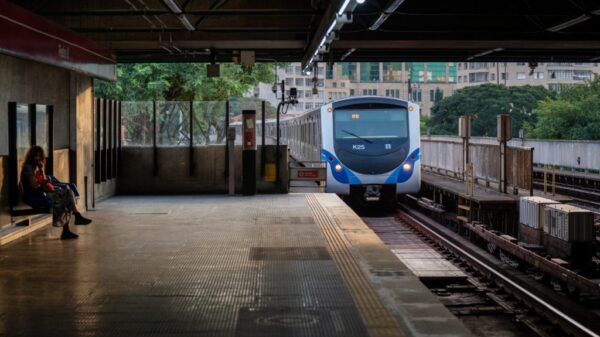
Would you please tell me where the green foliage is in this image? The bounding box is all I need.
[525,77,600,140]
[420,115,430,135]
[95,63,277,101]
[427,84,552,137]
[95,63,279,144]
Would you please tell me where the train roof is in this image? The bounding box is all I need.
[331,96,413,107]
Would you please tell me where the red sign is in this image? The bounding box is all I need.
[242,112,256,150]
[298,170,319,178]
[0,1,116,80]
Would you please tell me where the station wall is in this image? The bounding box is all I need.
[0,53,111,228]
[118,145,289,194]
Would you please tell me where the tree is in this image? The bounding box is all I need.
[95,63,279,144]
[427,84,552,137]
[525,77,600,140]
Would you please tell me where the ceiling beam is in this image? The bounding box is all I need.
[195,0,229,28]
[332,39,600,49]
[40,9,318,16]
[105,40,306,50]
[300,0,342,71]
[73,27,311,33]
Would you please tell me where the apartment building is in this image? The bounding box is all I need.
[456,62,600,91]
[250,61,599,117]
[249,62,457,117]
[324,62,456,117]
[248,64,327,116]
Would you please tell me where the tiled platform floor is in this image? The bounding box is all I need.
[0,194,472,337]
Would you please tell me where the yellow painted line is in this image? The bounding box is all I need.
[306,194,405,337]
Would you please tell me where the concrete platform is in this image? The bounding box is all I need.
[423,171,571,205]
[0,194,472,337]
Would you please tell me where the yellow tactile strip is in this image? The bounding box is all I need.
[306,194,405,337]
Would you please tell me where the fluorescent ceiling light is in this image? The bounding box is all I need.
[326,20,337,36]
[338,0,351,16]
[178,15,195,31]
[546,14,590,32]
[162,0,182,14]
[369,0,406,31]
[319,36,327,47]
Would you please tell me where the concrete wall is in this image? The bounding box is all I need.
[53,148,70,182]
[423,135,600,172]
[95,179,117,204]
[514,139,600,172]
[0,53,70,155]
[421,135,534,191]
[118,145,288,194]
[0,54,102,228]
[69,73,97,210]
[0,157,9,227]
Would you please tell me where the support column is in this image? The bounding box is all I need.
[242,110,257,196]
[69,73,95,211]
[458,115,471,181]
[497,114,512,194]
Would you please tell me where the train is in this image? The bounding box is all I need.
[245,96,421,204]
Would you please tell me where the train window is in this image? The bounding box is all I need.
[334,108,408,140]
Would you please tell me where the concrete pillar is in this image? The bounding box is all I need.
[69,73,94,211]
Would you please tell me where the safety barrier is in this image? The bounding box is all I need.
[288,161,326,191]
[421,135,533,194]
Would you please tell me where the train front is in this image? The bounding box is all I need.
[321,97,421,204]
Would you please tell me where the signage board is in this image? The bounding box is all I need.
[290,167,326,181]
[0,2,116,80]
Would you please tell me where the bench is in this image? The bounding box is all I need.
[10,206,51,217]
[9,175,78,218]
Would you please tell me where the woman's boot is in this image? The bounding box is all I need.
[74,212,92,225]
[61,225,79,240]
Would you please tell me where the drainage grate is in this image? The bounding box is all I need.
[250,247,331,261]
[235,307,367,337]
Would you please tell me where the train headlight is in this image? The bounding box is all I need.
[403,163,412,171]
[335,164,343,172]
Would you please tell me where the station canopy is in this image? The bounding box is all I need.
[13,0,600,65]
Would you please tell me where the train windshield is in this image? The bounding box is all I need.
[334,108,408,140]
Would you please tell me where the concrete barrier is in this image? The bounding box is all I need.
[421,135,533,192]
[423,135,600,173]
[118,145,288,194]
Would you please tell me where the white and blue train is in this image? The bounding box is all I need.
[265,96,421,204]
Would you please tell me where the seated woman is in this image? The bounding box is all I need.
[20,146,92,240]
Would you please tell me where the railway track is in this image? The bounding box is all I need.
[368,205,600,337]
[533,179,600,204]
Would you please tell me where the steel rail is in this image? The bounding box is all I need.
[397,207,600,337]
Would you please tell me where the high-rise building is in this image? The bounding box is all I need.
[249,62,457,117]
[456,62,600,91]
[248,62,600,118]
[323,62,456,117]
[247,64,327,117]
